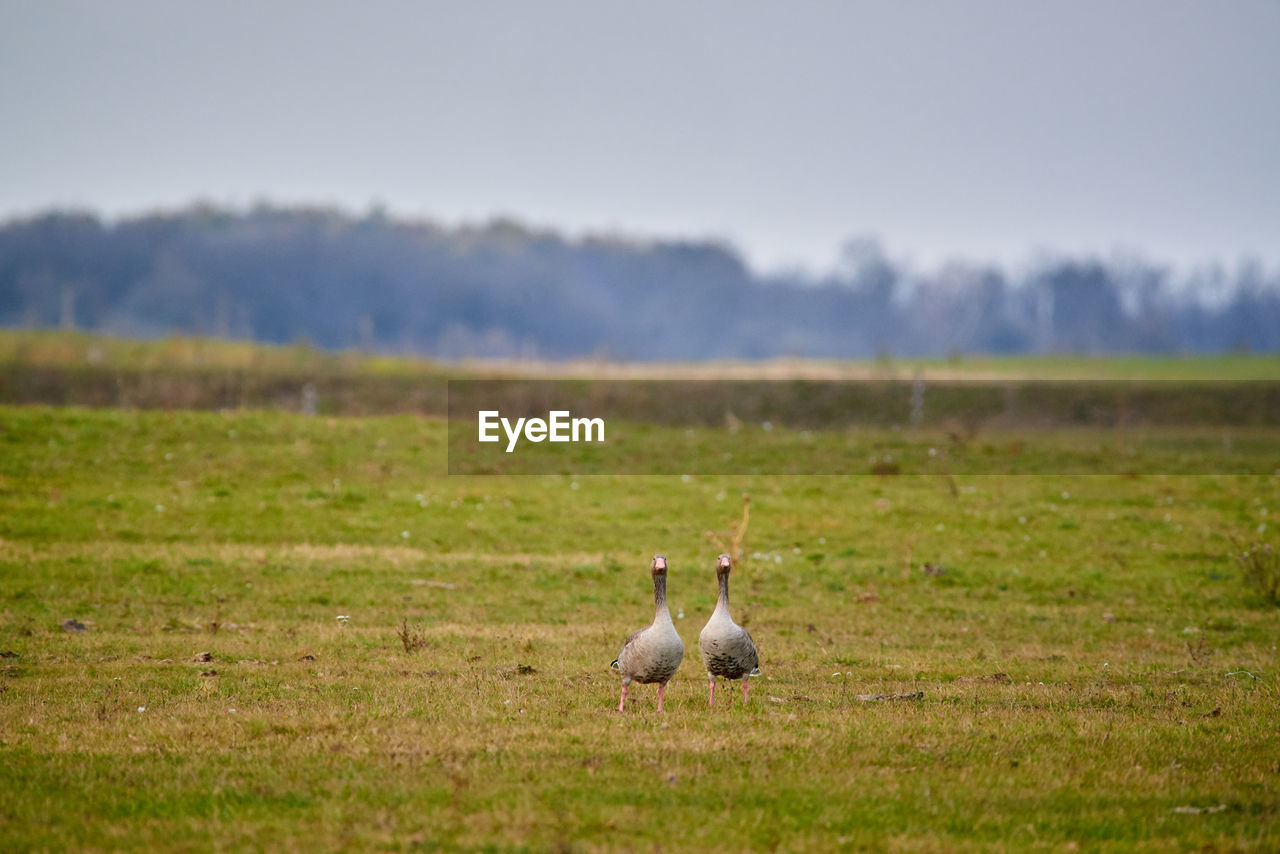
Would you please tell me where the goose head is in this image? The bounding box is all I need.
[651,554,668,577]
[716,553,732,576]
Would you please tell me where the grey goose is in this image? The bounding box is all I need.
[698,553,759,706]
[611,554,685,712]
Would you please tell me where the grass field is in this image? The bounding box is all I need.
[1,347,1279,850]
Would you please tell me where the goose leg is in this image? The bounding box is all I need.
[657,682,667,713]
[707,674,716,707]
[742,678,750,705]
[618,683,628,713]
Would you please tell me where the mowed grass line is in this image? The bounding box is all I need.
[0,404,1278,851]
[7,328,1280,380]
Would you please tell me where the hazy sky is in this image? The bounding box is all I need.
[2,1,1278,274]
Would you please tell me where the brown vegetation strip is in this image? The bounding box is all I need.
[0,539,610,567]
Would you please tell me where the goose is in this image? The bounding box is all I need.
[698,553,759,706]
[611,554,685,712]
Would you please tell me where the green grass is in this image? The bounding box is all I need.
[6,328,1280,379]
[0,329,442,376]
[1,402,1279,851]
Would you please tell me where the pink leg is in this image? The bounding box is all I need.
[657,682,667,713]
[618,683,628,713]
[708,679,716,707]
[742,679,750,704]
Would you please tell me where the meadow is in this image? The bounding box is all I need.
[1,336,1279,851]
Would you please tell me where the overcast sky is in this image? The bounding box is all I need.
[2,1,1278,274]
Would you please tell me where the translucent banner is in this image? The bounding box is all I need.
[446,379,1280,475]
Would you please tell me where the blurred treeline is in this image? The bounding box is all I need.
[2,205,1278,359]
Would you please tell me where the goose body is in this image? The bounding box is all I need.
[698,553,759,706]
[612,554,685,712]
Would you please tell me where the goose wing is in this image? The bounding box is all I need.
[614,626,646,670]
[740,626,760,673]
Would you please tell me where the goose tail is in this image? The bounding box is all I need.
[610,659,620,671]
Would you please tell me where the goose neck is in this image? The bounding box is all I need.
[713,571,731,614]
[652,572,670,617]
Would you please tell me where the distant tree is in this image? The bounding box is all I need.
[1029,260,1128,353]
[902,263,1021,356]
